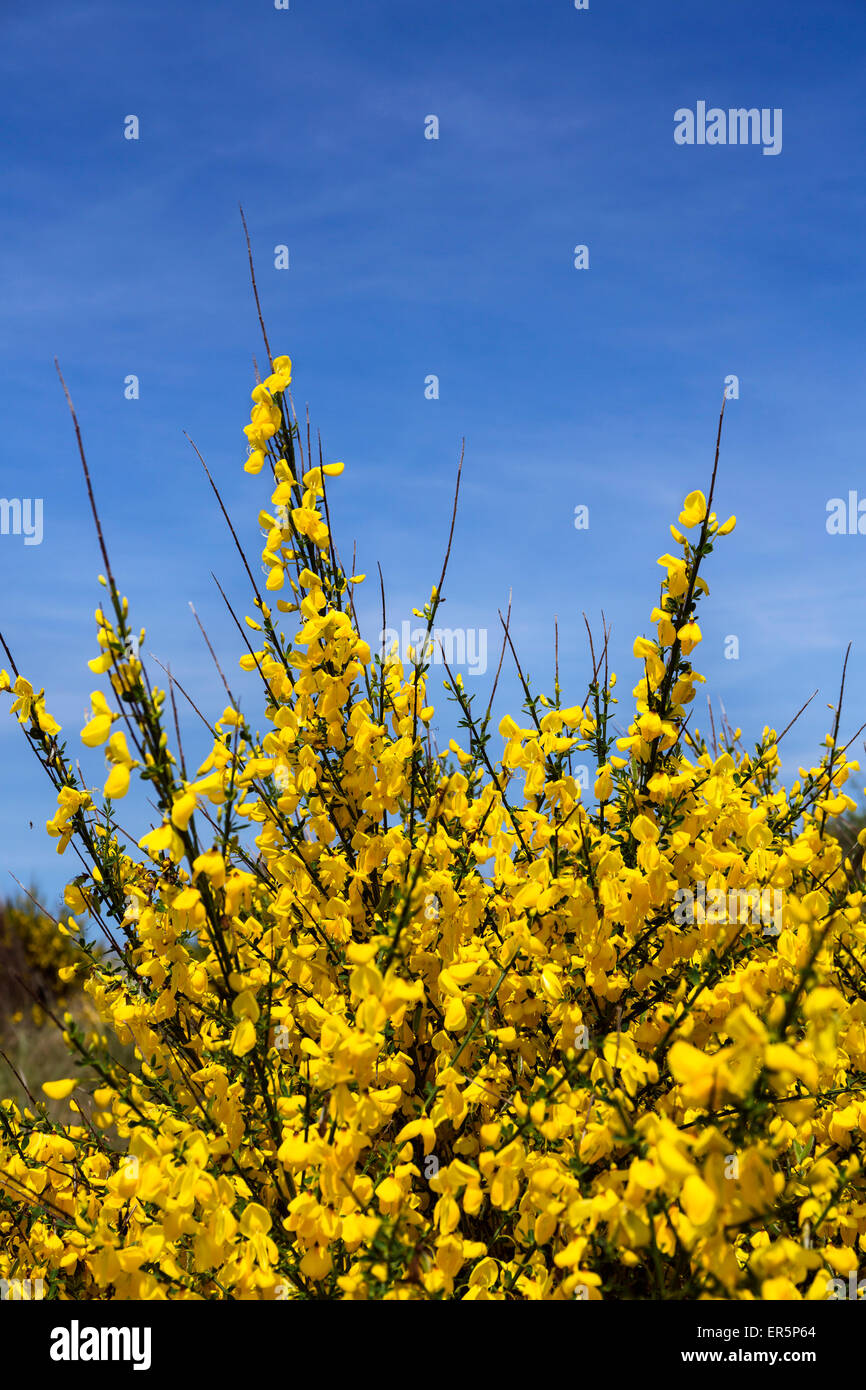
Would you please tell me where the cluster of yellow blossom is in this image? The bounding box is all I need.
[1,355,865,1301]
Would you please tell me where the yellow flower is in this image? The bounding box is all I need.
[676,621,702,655]
[594,764,613,799]
[81,691,117,746]
[230,1018,257,1056]
[104,764,130,799]
[681,1173,717,1227]
[678,489,707,528]
[42,1079,77,1100]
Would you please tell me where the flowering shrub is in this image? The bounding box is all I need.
[0,896,87,1022]
[0,896,101,1121]
[1,352,865,1301]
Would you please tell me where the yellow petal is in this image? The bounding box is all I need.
[171,792,198,831]
[42,1079,77,1100]
[239,1202,272,1236]
[681,1174,717,1227]
[80,713,114,747]
[230,1018,257,1057]
[104,764,130,799]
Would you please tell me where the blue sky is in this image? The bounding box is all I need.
[2,0,866,903]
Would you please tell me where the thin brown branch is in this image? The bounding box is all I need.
[239,203,273,367]
[483,590,512,726]
[185,432,265,609]
[54,360,117,594]
[434,441,465,600]
[189,602,234,704]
